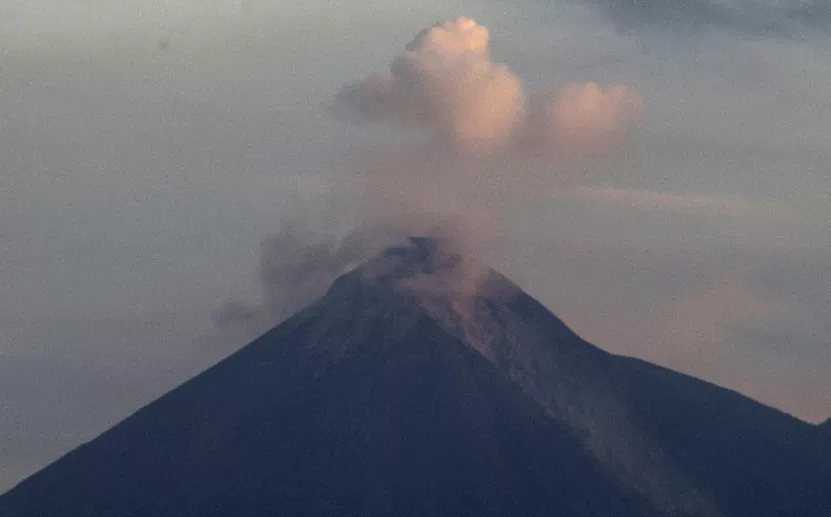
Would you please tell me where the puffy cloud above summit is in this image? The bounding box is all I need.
[334,17,643,157]
[336,17,525,153]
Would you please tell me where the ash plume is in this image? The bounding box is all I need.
[217,16,646,331]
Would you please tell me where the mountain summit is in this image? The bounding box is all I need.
[1,238,828,516]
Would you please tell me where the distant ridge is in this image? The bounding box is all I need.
[1,238,829,517]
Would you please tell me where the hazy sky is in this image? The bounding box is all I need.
[2,0,830,492]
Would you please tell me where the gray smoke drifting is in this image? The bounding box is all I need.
[212,222,383,330]
[212,214,493,330]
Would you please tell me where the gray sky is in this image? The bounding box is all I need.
[2,0,830,492]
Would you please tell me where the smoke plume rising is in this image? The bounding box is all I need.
[216,16,645,331]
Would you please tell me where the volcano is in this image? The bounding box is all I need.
[1,238,828,516]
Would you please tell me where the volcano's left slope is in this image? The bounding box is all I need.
[0,244,653,517]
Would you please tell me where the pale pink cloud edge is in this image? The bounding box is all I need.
[335,17,644,157]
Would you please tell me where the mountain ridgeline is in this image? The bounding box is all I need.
[1,238,828,516]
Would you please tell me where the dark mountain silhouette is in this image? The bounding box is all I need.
[1,238,828,516]
[821,417,831,443]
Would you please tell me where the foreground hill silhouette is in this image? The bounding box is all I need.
[1,238,829,516]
